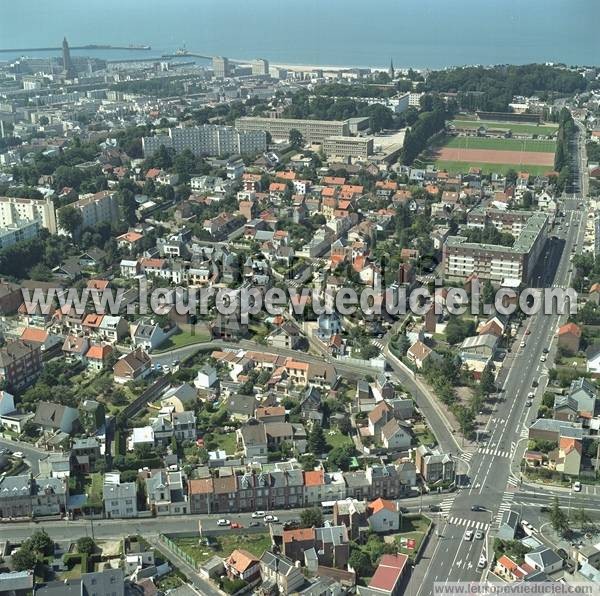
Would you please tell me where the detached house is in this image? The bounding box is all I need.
[113,348,152,384]
[367,498,400,533]
[33,401,80,435]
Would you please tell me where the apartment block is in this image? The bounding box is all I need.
[142,125,267,158]
[0,195,57,233]
[0,339,43,391]
[443,212,548,283]
[252,58,269,76]
[213,56,230,78]
[0,219,42,249]
[323,135,374,160]
[235,116,350,143]
[59,191,119,233]
[467,207,538,237]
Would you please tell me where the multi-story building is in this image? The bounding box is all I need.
[103,473,138,519]
[142,125,267,158]
[443,212,548,283]
[0,340,42,391]
[235,116,350,143]
[0,195,57,233]
[213,56,230,78]
[0,219,42,249]
[252,58,269,76]
[58,191,119,234]
[323,135,374,160]
[0,475,67,519]
[415,445,456,485]
[467,207,538,237]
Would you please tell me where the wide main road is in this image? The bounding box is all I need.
[415,132,587,593]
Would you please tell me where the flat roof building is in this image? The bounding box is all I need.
[324,136,374,160]
[443,212,548,284]
[235,116,350,143]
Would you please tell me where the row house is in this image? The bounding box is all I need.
[0,474,67,519]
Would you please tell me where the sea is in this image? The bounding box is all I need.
[0,0,599,70]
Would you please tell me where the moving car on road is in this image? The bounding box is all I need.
[216,519,231,526]
[463,530,473,541]
[252,511,266,518]
[475,530,484,540]
[264,514,279,523]
[573,481,581,492]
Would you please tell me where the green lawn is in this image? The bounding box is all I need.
[423,160,552,177]
[155,329,211,352]
[326,428,354,450]
[173,533,272,564]
[413,423,436,447]
[209,431,238,454]
[450,119,558,136]
[84,473,104,507]
[393,515,432,560]
[441,135,556,153]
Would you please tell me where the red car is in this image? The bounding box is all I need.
[231,522,243,529]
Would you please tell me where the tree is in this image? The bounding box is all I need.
[549,497,570,536]
[11,547,38,571]
[300,507,324,528]
[348,549,373,577]
[77,536,96,555]
[289,128,304,149]
[328,445,355,472]
[29,529,54,556]
[38,115,50,126]
[480,366,496,396]
[58,205,83,237]
[482,280,495,305]
[308,423,328,455]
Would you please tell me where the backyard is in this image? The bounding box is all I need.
[172,532,272,564]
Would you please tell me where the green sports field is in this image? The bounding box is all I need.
[441,135,556,153]
[449,119,558,136]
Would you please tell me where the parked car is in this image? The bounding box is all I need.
[477,556,487,570]
[216,519,231,526]
[12,452,24,459]
[231,522,243,529]
[249,521,260,527]
[264,514,279,523]
[573,481,582,492]
[525,400,532,407]
[252,511,266,518]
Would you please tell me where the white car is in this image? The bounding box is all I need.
[463,530,473,541]
[252,511,266,518]
[527,391,535,399]
[573,481,582,492]
[216,518,231,526]
[540,355,547,362]
[520,341,526,348]
[475,530,484,540]
[12,452,24,459]
[264,514,279,523]
[478,556,487,570]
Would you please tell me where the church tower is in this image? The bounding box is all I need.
[388,58,395,80]
[62,37,76,79]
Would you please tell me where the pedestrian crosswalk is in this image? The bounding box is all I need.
[506,476,519,489]
[440,495,456,515]
[447,517,490,531]
[520,427,530,439]
[372,340,385,351]
[493,491,516,527]
[478,445,511,458]
[458,451,475,464]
